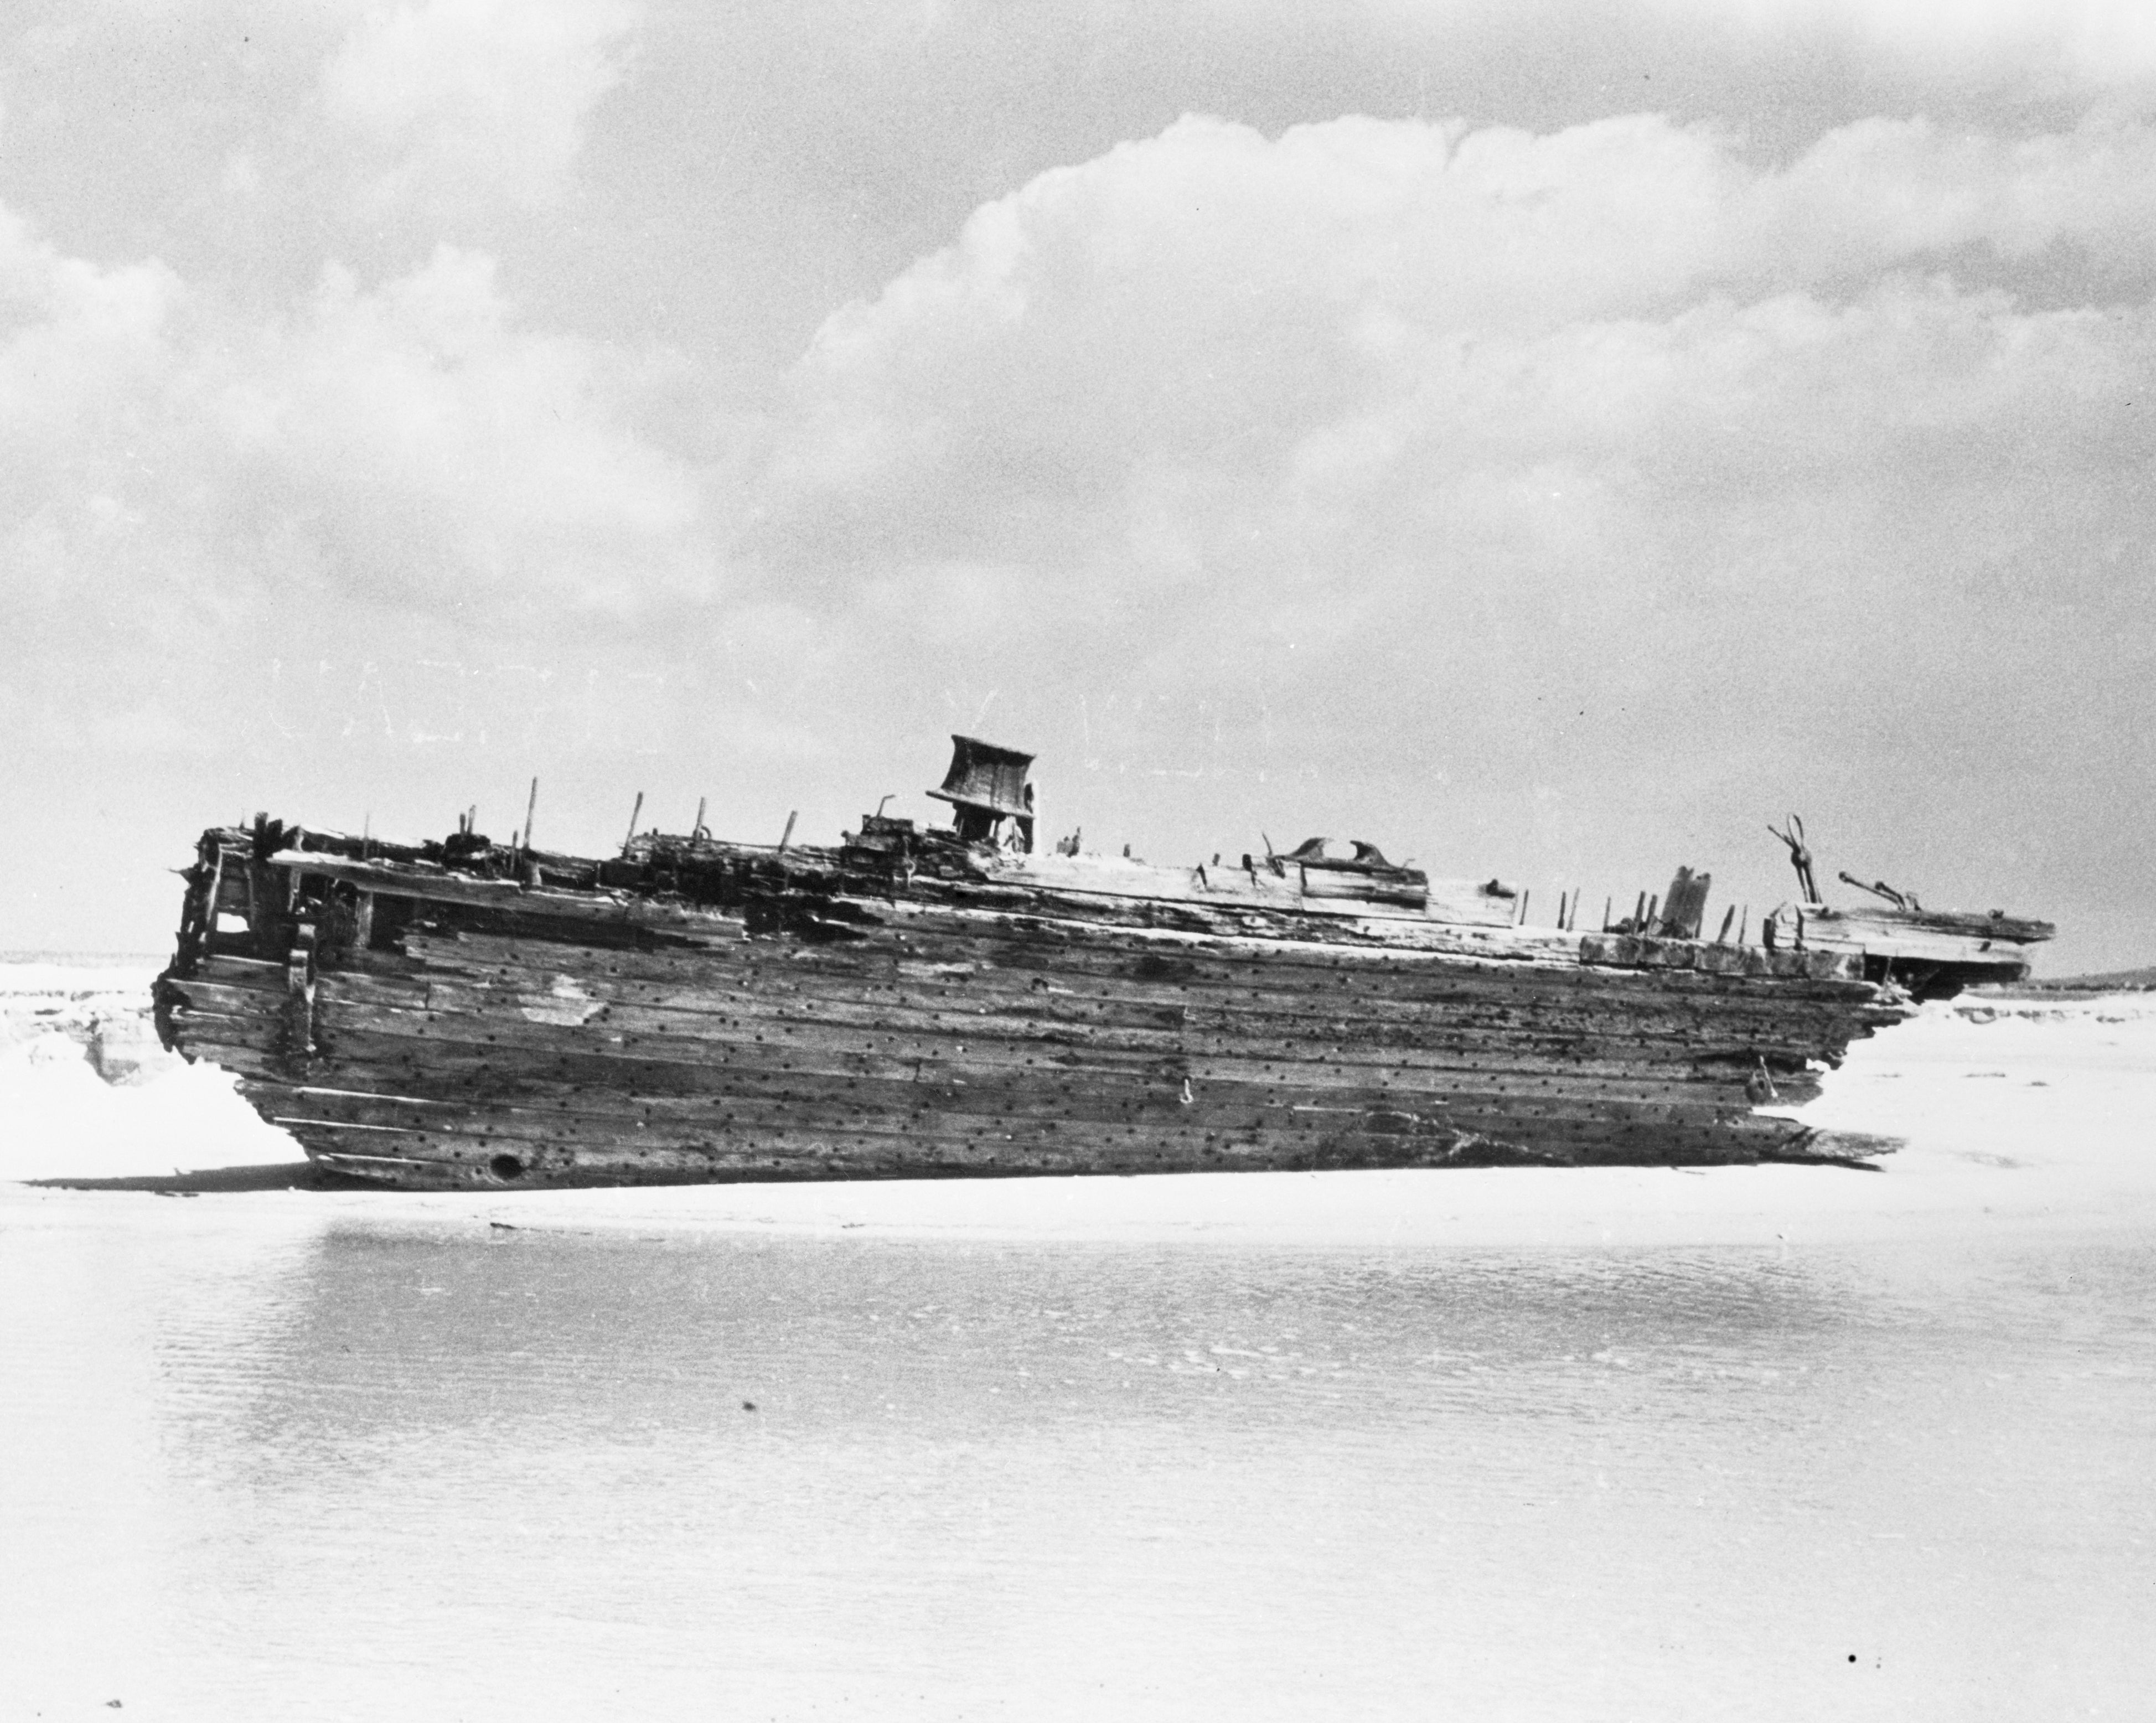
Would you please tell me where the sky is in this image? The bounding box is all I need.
[2,0,2152,972]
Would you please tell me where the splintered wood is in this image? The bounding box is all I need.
[153,820,1922,1189]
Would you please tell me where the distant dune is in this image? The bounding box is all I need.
[2020,966,2156,993]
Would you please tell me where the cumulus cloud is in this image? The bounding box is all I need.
[7,12,2154,962]
[321,0,641,211]
[225,245,704,607]
[756,111,2156,586]
[0,209,706,764]
[1645,0,2156,88]
[728,110,2156,933]
[1330,0,2156,94]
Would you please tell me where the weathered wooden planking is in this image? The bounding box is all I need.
[316,969,1831,1072]
[313,996,1185,1077]
[1790,914,2043,966]
[317,994,1795,1086]
[406,920,1887,1011]
[269,846,1538,951]
[273,1037,1761,1137]
[882,889,1569,956]
[319,858,1555,964]
[266,1078,1676,1142]
[166,981,287,1021]
[303,1115,1842,1187]
[387,938,1869,1033]
[161,808,1930,1189]
[279,1053,1769,1166]
[283,1054,1786,1130]
[269,1089,1432,1155]
[378,944,1892,1077]
[829,905,1871,999]
[1809,904,2052,945]
[990,853,1519,927]
[280,1022,1786,1145]
[306,989,1806,1111]
[335,970,1193,1038]
[267,1106,1756,1174]
[177,914,1871,1104]
[282,1103,1826,1187]
[376,927,1891,1073]
[1579,933,1860,981]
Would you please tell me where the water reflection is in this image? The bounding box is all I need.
[7,1203,2153,1721]
[189,1227,1896,1457]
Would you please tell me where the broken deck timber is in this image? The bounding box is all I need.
[149,745,2045,1191]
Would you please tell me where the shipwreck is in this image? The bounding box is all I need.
[152,737,2052,1189]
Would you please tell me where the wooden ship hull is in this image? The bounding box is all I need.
[150,741,2050,1191]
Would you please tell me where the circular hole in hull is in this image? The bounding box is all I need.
[489,1153,526,1182]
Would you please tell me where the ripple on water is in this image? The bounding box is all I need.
[3,1205,2153,1721]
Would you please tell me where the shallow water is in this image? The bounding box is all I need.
[4,1193,2151,1720]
